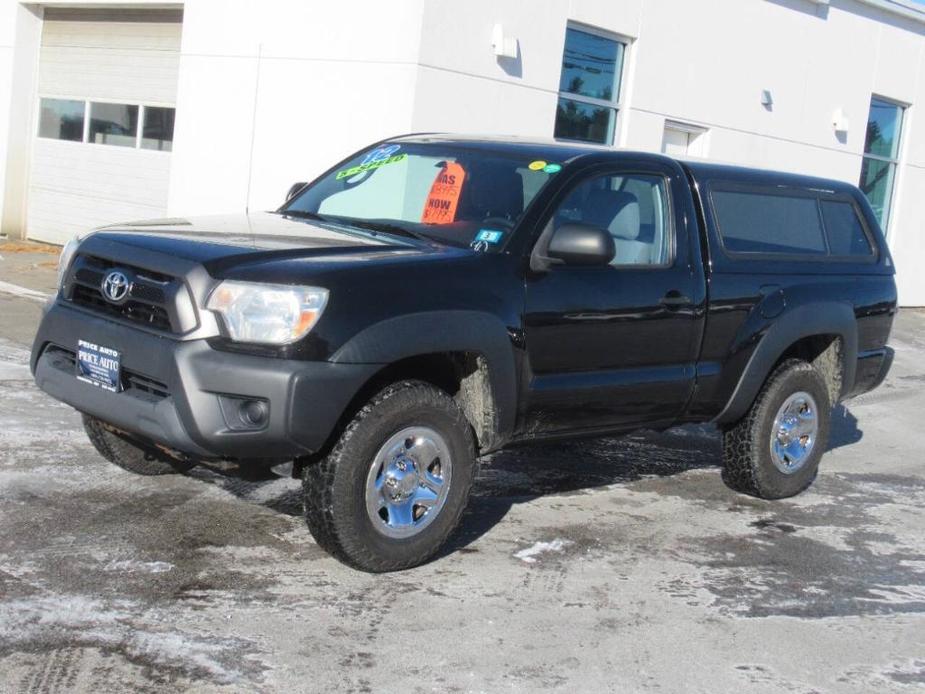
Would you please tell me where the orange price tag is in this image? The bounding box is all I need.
[421,162,466,225]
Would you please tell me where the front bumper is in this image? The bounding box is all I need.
[31,301,379,460]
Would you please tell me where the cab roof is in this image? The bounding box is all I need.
[390,133,860,194]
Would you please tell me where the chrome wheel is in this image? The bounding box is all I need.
[365,426,452,539]
[770,391,819,474]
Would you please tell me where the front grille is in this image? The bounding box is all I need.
[43,344,170,401]
[72,284,172,331]
[81,255,173,283]
[66,254,191,334]
[122,371,170,400]
[129,283,166,304]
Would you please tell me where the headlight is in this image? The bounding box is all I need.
[57,237,80,290]
[206,281,329,345]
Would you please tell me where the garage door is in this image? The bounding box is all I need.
[27,8,182,244]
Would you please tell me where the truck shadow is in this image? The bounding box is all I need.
[190,425,723,529]
[190,405,864,559]
[445,404,863,556]
[447,425,722,556]
[828,404,863,451]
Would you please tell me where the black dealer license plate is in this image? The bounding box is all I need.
[76,339,121,392]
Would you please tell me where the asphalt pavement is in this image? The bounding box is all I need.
[1,241,924,693]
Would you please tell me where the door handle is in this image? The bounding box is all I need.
[660,290,691,308]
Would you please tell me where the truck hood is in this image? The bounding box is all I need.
[89,212,447,271]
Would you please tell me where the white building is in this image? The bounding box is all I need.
[1,0,924,303]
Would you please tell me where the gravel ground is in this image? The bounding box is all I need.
[1,249,924,692]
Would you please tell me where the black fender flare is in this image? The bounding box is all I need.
[329,311,518,444]
[714,302,858,425]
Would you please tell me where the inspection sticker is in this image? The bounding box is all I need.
[528,160,547,171]
[475,229,504,244]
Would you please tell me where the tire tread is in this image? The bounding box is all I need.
[722,359,828,499]
[83,415,194,476]
[302,380,476,572]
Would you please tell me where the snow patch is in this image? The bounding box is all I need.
[104,559,175,574]
[514,539,573,563]
[0,595,259,684]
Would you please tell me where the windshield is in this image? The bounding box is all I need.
[282,142,566,251]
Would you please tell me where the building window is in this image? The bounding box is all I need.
[662,121,708,158]
[554,25,626,145]
[38,97,175,152]
[38,99,85,142]
[142,106,176,152]
[89,102,139,147]
[859,96,904,231]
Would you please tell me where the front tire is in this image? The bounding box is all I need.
[722,359,831,499]
[83,415,195,476]
[302,381,477,572]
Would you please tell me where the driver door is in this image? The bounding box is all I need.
[520,161,701,435]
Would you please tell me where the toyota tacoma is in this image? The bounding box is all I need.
[31,135,897,571]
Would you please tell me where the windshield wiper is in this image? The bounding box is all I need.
[338,219,429,242]
[278,209,331,223]
[277,211,428,242]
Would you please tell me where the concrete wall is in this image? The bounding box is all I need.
[0,2,42,240]
[1,0,923,302]
[166,0,426,217]
[412,0,925,304]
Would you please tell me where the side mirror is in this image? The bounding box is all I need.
[286,181,307,201]
[546,224,615,266]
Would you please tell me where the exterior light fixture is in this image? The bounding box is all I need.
[491,23,518,58]
[832,107,850,134]
[761,90,774,108]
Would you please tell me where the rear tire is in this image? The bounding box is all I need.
[302,381,477,572]
[722,359,831,499]
[83,414,195,476]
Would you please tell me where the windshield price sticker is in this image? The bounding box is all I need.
[421,162,467,225]
[362,144,401,165]
[336,146,407,180]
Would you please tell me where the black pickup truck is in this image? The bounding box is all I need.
[31,135,896,571]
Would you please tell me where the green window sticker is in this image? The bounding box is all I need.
[336,153,407,180]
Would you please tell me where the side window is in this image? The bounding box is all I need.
[820,200,874,257]
[555,173,671,266]
[711,189,827,255]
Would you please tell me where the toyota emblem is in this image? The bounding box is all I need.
[101,270,130,303]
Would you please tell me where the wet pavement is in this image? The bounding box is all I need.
[1,250,924,692]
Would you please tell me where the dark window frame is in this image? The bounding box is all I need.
[859,95,905,234]
[707,181,878,264]
[553,23,629,147]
